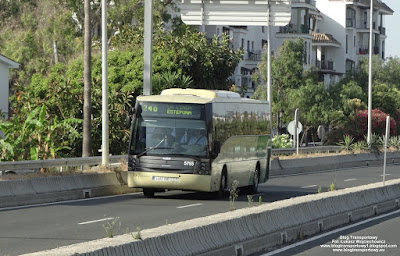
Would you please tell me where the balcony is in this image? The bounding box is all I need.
[317,60,334,71]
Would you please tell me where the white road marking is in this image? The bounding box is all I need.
[301,185,317,189]
[344,178,357,182]
[78,217,114,225]
[260,209,400,256]
[380,174,391,177]
[0,192,142,212]
[177,203,203,209]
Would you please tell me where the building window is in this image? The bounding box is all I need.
[251,41,254,52]
[354,36,356,47]
[247,40,250,51]
[346,59,355,72]
[346,8,356,28]
[262,40,268,50]
[304,42,307,64]
[346,35,348,54]
[241,38,244,49]
[262,26,265,33]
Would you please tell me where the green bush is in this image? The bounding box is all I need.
[271,134,293,149]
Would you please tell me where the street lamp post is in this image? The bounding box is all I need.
[367,0,373,145]
[101,0,109,166]
[143,0,153,96]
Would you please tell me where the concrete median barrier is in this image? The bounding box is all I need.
[21,179,400,256]
[0,172,138,208]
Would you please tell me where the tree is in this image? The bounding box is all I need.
[82,0,92,157]
[253,38,305,130]
[0,0,83,86]
[0,105,81,161]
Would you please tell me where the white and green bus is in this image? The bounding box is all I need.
[127,88,272,197]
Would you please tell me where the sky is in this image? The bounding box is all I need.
[385,0,400,58]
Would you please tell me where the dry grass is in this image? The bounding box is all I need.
[0,170,82,181]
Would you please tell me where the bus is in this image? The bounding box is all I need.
[127,88,272,198]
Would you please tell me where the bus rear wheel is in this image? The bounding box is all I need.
[143,189,155,198]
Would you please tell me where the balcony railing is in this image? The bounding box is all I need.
[379,26,386,35]
[245,50,263,61]
[359,46,368,55]
[279,24,310,34]
[291,0,316,5]
[317,60,334,71]
[357,20,376,30]
[346,19,356,28]
[241,75,254,89]
[358,46,380,55]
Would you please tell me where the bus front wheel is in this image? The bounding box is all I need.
[217,169,227,199]
[250,165,260,194]
[143,189,155,198]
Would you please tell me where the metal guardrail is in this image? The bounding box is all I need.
[0,155,127,172]
[0,146,341,172]
[272,146,341,155]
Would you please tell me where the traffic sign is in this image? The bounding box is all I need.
[287,120,302,135]
[180,0,292,26]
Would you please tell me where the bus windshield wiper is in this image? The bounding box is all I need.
[166,154,202,162]
[137,138,173,158]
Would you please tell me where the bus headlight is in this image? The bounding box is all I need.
[195,162,210,175]
[128,156,136,171]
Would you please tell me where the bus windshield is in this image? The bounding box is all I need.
[131,117,208,157]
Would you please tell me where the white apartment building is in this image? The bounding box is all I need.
[316,0,393,82]
[191,0,393,95]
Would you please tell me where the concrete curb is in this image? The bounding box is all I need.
[21,179,400,256]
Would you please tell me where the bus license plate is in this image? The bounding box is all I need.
[152,176,179,182]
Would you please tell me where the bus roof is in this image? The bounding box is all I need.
[137,88,269,105]
[161,88,241,99]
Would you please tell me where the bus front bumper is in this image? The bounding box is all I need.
[127,171,213,192]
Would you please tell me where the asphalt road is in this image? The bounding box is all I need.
[0,164,399,256]
[257,209,400,256]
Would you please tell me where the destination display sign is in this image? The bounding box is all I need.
[139,102,201,119]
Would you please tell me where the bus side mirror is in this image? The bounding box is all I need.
[125,107,136,129]
[125,114,131,129]
[214,141,221,155]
